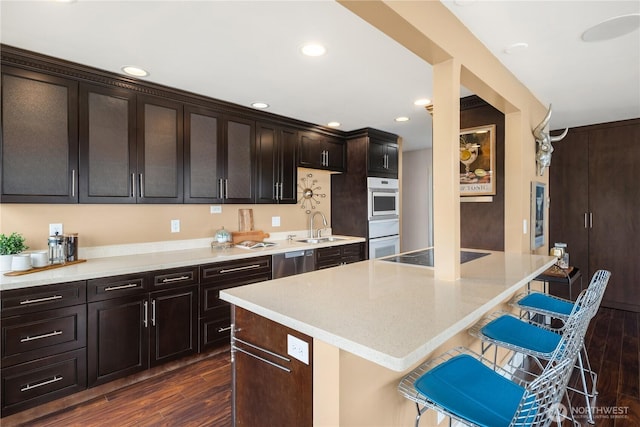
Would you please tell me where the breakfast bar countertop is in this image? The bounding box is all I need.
[221,250,556,372]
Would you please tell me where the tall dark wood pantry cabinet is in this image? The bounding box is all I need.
[549,119,640,312]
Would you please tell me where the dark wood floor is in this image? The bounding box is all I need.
[8,307,639,426]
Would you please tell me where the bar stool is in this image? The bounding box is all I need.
[398,288,590,427]
[469,275,609,425]
[509,269,610,424]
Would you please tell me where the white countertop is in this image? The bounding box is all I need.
[0,235,364,291]
[220,250,556,372]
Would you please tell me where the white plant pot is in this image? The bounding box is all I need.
[0,254,14,272]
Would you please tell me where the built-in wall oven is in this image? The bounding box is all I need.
[367,177,400,259]
[367,177,399,219]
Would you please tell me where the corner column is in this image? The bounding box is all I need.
[432,58,461,280]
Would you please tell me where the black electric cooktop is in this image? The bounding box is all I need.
[382,248,489,267]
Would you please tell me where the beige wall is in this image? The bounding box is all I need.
[339,1,551,270]
[0,168,332,250]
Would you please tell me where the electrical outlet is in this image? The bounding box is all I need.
[171,219,180,233]
[272,216,281,227]
[287,334,309,365]
[49,223,63,236]
[210,205,222,214]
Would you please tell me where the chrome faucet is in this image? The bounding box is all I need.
[309,211,328,238]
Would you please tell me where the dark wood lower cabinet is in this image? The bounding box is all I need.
[150,286,198,367]
[232,307,312,426]
[315,242,365,269]
[87,294,148,387]
[1,348,87,416]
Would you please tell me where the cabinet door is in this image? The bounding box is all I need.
[223,115,255,203]
[79,83,137,203]
[298,131,345,172]
[184,105,223,203]
[368,139,399,178]
[88,295,148,387]
[323,135,346,172]
[137,95,184,203]
[255,123,298,204]
[1,66,78,203]
[279,128,299,203]
[255,122,279,203]
[588,123,640,311]
[548,129,589,300]
[149,286,198,366]
[298,131,326,169]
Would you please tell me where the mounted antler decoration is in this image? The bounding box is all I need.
[532,104,569,176]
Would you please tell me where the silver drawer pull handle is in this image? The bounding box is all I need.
[20,330,63,343]
[20,295,63,305]
[217,326,232,333]
[161,275,191,283]
[21,375,63,392]
[219,264,261,274]
[105,283,139,291]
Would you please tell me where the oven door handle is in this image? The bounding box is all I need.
[369,234,400,242]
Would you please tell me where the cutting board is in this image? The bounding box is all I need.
[4,259,87,276]
[231,230,270,244]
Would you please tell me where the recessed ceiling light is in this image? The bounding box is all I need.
[301,43,327,57]
[327,121,341,127]
[395,116,410,122]
[504,42,529,55]
[121,66,149,77]
[582,13,640,42]
[251,102,269,109]
[414,98,432,106]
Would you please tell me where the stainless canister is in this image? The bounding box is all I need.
[65,233,78,262]
[48,233,66,264]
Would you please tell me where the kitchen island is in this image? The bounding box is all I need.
[221,250,556,426]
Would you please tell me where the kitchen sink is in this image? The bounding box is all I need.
[296,237,345,244]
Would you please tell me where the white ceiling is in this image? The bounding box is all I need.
[1,1,639,152]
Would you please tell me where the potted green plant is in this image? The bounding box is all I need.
[0,232,28,272]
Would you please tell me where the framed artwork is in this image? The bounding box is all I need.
[459,124,496,196]
[531,181,546,249]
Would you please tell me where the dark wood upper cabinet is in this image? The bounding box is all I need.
[184,105,223,203]
[137,95,184,203]
[256,122,298,204]
[368,136,399,178]
[79,83,137,203]
[1,46,350,205]
[221,115,255,203]
[298,131,345,172]
[1,65,78,203]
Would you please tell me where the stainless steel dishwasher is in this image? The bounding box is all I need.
[272,250,315,278]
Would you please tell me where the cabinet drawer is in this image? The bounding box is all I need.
[151,266,199,289]
[342,243,363,257]
[200,274,270,317]
[1,348,87,416]
[200,256,271,285]
[2,305,86,367]
[1,281,86,317]
[316,246,342,260]
[200,315,232,352]
[87,273,148,302]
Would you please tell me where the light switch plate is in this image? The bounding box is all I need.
[210,205,222,214]
[287,334,309,365]
[272,216,281,227]
[171,219,180,233]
